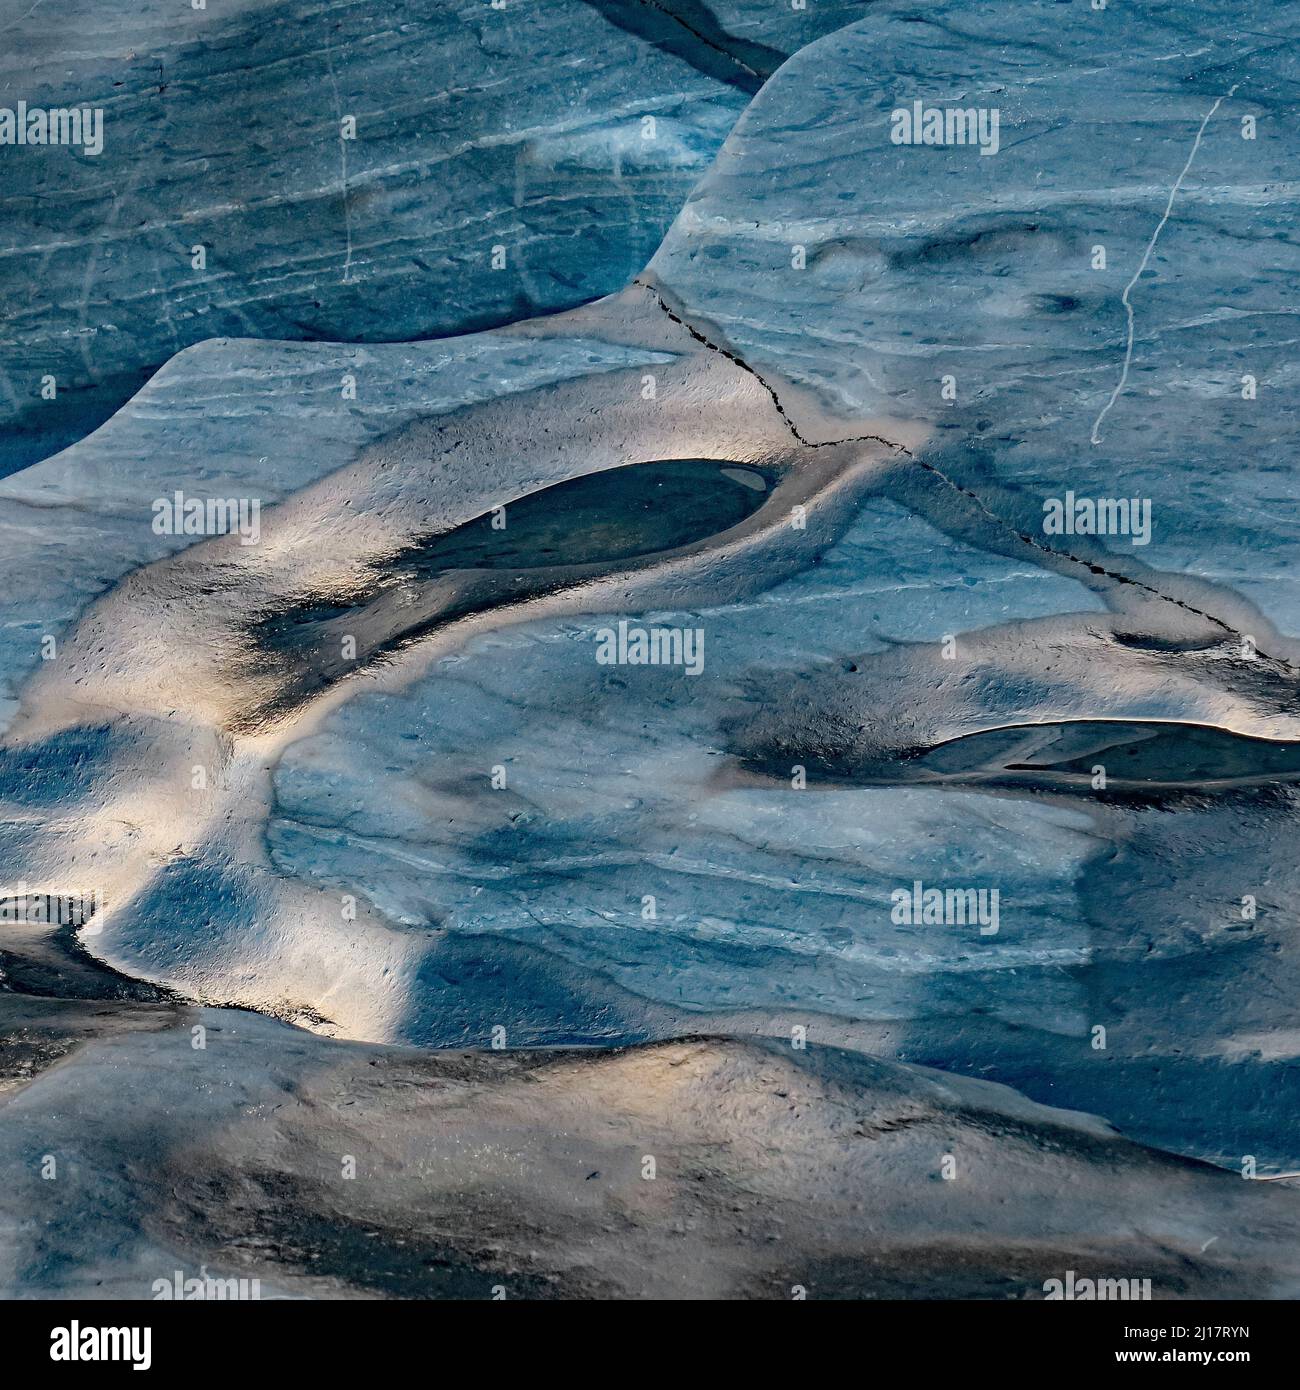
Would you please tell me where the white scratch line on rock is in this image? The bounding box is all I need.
[1090,83,1238,446]
[0,0,47,36]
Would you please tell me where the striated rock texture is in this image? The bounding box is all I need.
[1,0,1299,1299]
[0,0,866,473]
[649,0,1300,632]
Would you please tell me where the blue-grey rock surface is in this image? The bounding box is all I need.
[0,0,865,474]
[2,0,1299,1300]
